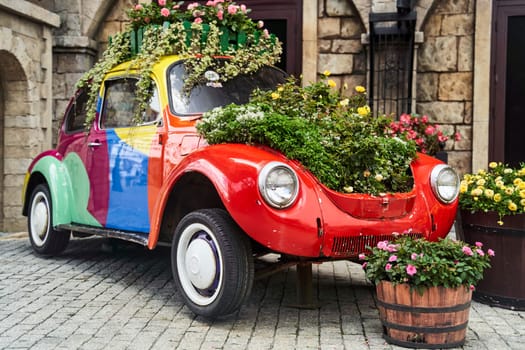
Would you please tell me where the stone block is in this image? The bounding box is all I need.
[422,14,442,37]
[4,101,31,117]
[55,53,94,74]
[3,115,41,129]
[352,53,366,73]
[341,18,363,38]
[0,26,13,51]
[441,14,474,36]
[318,54,353,75]
[438,72,472,101]
[446,151,471,175]
[435,0,469,15]
[416,101,464,123]
[53,73,67,99]
[464,101,472,124]
[4,186,24,207]
[454,125,472,151]
[418,36,457,72]
[319,40,332,52]
[97,20,122,43]
[416,73,438,101]
[458,36,473,71]
[318,18,340,38]
[4,158,33,175]
[326,0,354,16]
[332,39,362,54]
[5,129,43,148]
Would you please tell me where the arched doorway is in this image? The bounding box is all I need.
[0,50,29,231]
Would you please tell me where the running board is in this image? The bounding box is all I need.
[56,224,149,246]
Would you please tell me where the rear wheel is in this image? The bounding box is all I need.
[28,184,70,255]
[171,209,253,318]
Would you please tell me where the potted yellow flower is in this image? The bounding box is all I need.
[458,161,525,310]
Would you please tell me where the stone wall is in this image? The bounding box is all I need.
[0,0,59,231]
[416,0,474,174]
[318,0,367,95]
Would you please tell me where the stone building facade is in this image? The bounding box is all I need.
[0,0,504,231]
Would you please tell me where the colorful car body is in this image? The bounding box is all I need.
[22,55,460,317]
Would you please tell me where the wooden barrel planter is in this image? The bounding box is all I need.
[459,210,525,310]
[376,281,472,349]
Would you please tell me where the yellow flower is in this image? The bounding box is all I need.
[508,201,518,211]
[357,106,370,116]
[520,189,525,198]
[514,178,523,186]
[460,184,468,194]
[497,220,504,226]
[484,189,494,198]
[505,187,514,195]
[489,162,498,169]
[363,170,371,177]
[328,79,337,88]
[271,92,280,100]
[496,180,505,188]
[375,174,384,182]
[343,186,353,193]
[521,198,525,206]
[494,193,502,202]
[476,178,486,186]
[323,70,331,77]
[504,168,513,174]
[277,86,284,92]
[519,182,525,190]
[470,188,483,197]
[343,83,348,90]
[339,98,349,107]
[355,85,366,93]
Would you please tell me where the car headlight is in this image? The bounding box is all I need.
[258,162,299,209]
[430,164,460,204]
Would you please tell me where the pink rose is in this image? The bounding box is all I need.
[377,240,388,250]
[454,132,461,141]
[172,5,180,9]
[421,115,429,123]
[362,262,367,269]
[194,17,203,24]
[476,249,485,256]
[160,8,170,17]
[425,125,435,135]
[134,4,143,11]
[217,10,224,20]
[257,20,264,28]
[410,253,418,260]
[470,285,476,291]
[386,244,399,253]
[228,4,238,14]
[475,241,483,247]
[462,246,473,256]
[487,249,495,257]
[400,114,411,124]
[385,263,392,271]
[358,253,366,260]
[406,264,417,276]
[206,0,215,5]
[388,255,397,262]
[187,2,199,10]
[240,4,247,13]
[158,0,167,6]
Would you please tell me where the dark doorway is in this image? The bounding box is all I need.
[491,1,525,166]
[246,0,303,77]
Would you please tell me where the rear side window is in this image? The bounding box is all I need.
[64,90,88,133]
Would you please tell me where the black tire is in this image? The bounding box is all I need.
[28,184,70,255]
[171,209,254,318]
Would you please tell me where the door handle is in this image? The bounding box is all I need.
[88,141,102,148]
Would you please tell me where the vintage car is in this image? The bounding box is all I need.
[22,55,460,318]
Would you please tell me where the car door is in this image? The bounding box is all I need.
[83,77,164,233]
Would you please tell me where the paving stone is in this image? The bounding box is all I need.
[0,235,523,349]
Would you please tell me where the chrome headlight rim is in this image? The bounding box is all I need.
[258,161,299,209]
[430,164,460,204]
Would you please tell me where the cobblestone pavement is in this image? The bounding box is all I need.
[0,232,523,350]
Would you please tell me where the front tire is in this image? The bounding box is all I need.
[28,184,70,255]
[171,209,254,318]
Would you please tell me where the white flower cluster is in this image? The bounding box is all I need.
[235,105,265,122]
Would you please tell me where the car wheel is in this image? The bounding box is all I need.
[171,209,254,318]
[28,184,70,255]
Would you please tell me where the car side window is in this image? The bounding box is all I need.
[101,78,160,129]
[64,89,88,133]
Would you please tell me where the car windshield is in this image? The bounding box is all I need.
[168,60,287,115]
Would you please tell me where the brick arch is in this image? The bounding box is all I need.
[0,50,28,231]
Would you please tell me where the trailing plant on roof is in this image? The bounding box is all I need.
[77,0,282,127]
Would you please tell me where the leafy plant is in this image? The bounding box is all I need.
[77,0,282,127]
[197,76,418,195]
[459,162,525,224]
[387,113,461,156]
[360,234,494,294]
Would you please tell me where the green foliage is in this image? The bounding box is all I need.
[361,235,494,294]
[77,0,282,128]
[459,162,525,224]
[197,77,418,194]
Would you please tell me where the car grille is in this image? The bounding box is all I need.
[331,232,423,258]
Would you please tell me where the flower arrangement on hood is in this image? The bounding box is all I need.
[360,234,494,294]
[459,162,525,224]
[77,0,282,127]
[387,113,461,155]
[197,74,418,195]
